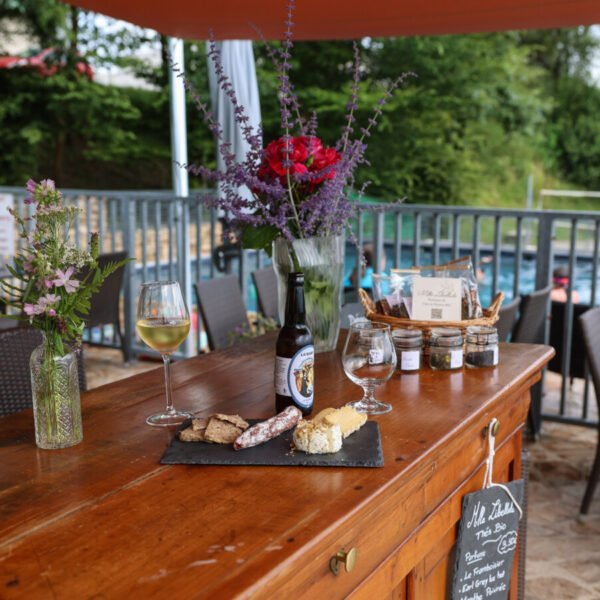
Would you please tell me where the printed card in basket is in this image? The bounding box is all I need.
[412,276,462,322]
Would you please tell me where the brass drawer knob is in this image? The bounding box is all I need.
[329,547,357,575]
[483,419,500,438]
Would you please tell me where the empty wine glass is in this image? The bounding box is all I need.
[342,321,397,415]
[136,281,194,426]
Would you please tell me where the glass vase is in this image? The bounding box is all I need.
[30,334,83,450]
[272,235,344,353]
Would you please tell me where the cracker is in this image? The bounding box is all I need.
[203,418,243,444]
[179,426,207,442]
[191,417,209,432]
[211,413,249,430]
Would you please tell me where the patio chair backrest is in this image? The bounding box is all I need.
[511,285,553,344]
[548,301,590,379]
[86,251,127,329]
[578,306,600,514]
[251,267,279,322]
[580,307,600,404]
[0,326,86,417]
[496,296,521,342]
[195,275,249,351]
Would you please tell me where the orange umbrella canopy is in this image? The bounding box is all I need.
[65,0,600,40]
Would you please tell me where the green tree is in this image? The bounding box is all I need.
[256,34,547,204]
[551,77,600,189]
[519,28,600,190]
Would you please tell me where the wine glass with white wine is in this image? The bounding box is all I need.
[136,281,194,426]
[342,321,396,415]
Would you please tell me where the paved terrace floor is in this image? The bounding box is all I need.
[84,347,600,599]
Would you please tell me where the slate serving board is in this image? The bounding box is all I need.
[160,419,383,467]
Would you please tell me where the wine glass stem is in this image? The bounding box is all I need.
[362,383,376,404]
[162,354,175,415]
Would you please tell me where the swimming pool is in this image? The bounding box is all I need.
[342,245,596,308]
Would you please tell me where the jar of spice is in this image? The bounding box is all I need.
[392,329,423,372]
[429,328,463,370]
[465,326,499,368]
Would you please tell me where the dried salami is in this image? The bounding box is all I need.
[233,406,302,450]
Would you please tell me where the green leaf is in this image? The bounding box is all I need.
[241,225,280,256]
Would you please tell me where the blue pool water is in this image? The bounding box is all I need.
[147,244,596,314]
[342,246,596,308]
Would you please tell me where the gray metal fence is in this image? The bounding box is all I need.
[1,186,598,428]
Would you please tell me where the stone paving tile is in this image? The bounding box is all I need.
[526,422,600,600]
[83,347,600,599]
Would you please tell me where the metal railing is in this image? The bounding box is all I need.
[1,186,598,429]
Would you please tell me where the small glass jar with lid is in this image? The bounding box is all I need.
[392,328,423,372]
[428,328,464,370]
[465,326,499,368]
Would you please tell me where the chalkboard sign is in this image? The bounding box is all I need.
[451,480,524,600]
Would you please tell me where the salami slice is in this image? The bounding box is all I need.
[233,406,302,450]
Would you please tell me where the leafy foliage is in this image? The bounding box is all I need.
[518,28,600,191]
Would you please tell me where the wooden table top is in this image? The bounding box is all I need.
[0,337,553,599]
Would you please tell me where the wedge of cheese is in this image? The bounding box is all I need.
[293,420,343,454]
[316,406,367,438]
[312,408,336,424]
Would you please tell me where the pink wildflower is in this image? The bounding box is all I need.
[24,303,44,316]
[25,179,37,204]
[53,267,79,294]
[47,309,56,317]
[39,294,59,307]
[39,179,55,194]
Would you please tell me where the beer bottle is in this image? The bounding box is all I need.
[275,272,314,415]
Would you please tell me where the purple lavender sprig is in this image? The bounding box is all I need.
[339,42,362,153]
[180,0,413,253]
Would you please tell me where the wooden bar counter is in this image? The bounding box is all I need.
[0,336,553,599]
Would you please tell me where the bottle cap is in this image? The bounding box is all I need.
[287,272,304,284]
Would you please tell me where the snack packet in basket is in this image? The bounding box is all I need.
[418,257,482,319]
[373,271,416,318]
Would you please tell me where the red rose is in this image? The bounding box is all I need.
[264,137,308,178]
[257,136,338,188]
[309,147,341,185]
[296,136,323,158]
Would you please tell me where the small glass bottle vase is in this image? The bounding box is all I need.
[272,235,344,353]
[30,334,83,449]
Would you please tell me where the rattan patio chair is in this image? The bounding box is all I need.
[578,307,600,514]
[496,296,521,342]
[511,285,553,344]
[0,326,86,417]
[548,301,590,381]
[195,275,249,351]
[251,267,279,322]
[511,285,553,438]
[84,251,129,362]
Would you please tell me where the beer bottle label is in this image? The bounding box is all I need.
[369,348,384,365]
[275,345,314,409]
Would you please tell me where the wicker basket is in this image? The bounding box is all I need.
[358,288,505,338]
